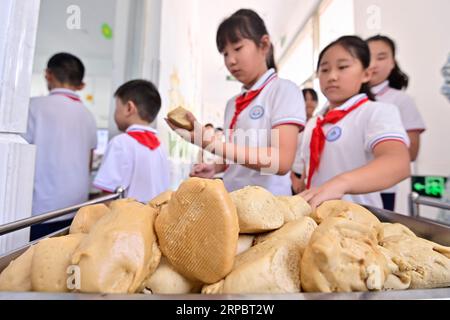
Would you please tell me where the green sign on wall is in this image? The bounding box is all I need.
[101,23,113,40]
[411,176,447,199]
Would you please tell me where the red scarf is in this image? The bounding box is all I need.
[229,73,277,137]
[127,131,160,150]
[306,96,369,189]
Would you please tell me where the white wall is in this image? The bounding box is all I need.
[158,0,205,188]
[354,0,450,215]
[0,0,40,254]
[198,1,243,128]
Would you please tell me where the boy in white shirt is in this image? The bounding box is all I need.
[94,80,170,202]
[23,53,97,241]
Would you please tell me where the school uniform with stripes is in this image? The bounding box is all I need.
[299,93,410,208]
[94,124,170,202]
[223,68,306,195]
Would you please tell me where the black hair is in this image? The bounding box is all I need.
[366,35,409,90]
[205,123,215,128]
[216,9,277,71]
[47,53,85,86]
[114,80,161,123]
[317,36,376,101]
[215,127,224,132]
[302,88,318,102]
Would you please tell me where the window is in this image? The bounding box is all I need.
[278,0,355,111]
[279,20,314,86]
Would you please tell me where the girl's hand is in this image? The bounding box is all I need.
[165,112,215,149]
[300,177,349,209]
[190,163,216,179]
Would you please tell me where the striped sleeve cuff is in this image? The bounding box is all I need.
[368,133,409,150]
[272,118,306,128]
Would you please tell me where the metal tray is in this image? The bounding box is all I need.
[1,205,449,300]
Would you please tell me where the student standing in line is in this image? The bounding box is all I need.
[291,88,319,194]
[298,36,411,209]
[367,35,426,211]
[23,53,97,241]
[93,80,170,202]
[167,9,306,196]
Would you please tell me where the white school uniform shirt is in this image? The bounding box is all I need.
[372,81,426,132]
[299,94,410,208]
[94,124,170,203]
[23,88,97,220]
[372,81,426,194]
[292,132,305,175]
[223,68,306,195]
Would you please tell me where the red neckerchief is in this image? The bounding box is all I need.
[306,96,369,189]
[228,73,277,140]
[127,130,160,150]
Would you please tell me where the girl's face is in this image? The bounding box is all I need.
[318,45,371,108]
[304,92,318,120]
[368,40,395,86]
[222,36,270,88]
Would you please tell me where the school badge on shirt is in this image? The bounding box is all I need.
[326,126,342,142]
[249,105,265,120]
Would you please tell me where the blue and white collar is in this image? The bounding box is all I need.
[334,93,368,111]
[371,80,390,96]
[241,68,277,94]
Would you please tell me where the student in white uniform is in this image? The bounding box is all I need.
[94,80,170,202]
[167,9,306,195]
[23,53,97,240]
[367,35,427,211]
[298,36,411,209]
[291,88,319,194]
[197,123,217,164]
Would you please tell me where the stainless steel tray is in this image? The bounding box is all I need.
[1,205,449,300]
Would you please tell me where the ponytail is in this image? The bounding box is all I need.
[361,82,376,101]
[266,43,277,71]
[388,64,409,90]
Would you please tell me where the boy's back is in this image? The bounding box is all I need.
[25,89,97,215]
[94,124,170,202]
